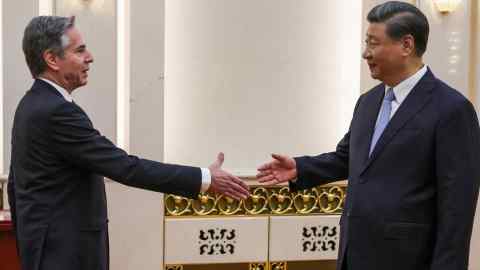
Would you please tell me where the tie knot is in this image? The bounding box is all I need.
[384,88,395,102]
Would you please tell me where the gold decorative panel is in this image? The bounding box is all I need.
[165,184,346,217]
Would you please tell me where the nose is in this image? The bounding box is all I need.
[362,47,371,60]
[85,50,94,63]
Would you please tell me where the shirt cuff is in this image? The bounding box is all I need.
[200,167,212,192]
[290,178,298,183]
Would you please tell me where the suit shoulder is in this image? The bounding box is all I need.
[432,79,476,121]
[434,79,472,108]
[15,87,71,125]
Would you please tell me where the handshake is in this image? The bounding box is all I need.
[207,153,298,200]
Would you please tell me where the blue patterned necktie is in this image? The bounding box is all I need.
[369,88,395,156]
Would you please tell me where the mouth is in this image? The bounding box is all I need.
[368,63,377,71]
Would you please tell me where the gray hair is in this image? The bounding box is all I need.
[22,16,75,77]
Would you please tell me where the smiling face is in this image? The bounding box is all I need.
[362,22,408,85]
[44,27,94,91]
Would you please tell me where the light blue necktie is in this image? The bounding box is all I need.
[369,88,395,156]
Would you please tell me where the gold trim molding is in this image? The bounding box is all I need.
[165,265,183,270]
[165,184,346,217]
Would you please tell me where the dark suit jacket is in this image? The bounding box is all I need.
[8,79,202,270]
[291,69,480,270]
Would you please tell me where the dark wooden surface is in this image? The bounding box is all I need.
[0,214,21,270]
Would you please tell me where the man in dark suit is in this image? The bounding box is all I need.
[257,2,480,270]
[8,16,250,270]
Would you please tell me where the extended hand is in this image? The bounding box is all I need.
[208,152,250,200]
[256,154,297,184]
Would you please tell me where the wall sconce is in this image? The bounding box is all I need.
[433,0,461,13]
[64,0,106,13]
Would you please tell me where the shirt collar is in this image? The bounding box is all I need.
[385,64,428,104]
[38,77,73,103]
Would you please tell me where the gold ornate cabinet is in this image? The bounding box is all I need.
[163,180,346,270]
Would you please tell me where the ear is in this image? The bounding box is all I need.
[400,34,415,57]
[42,50,61,71]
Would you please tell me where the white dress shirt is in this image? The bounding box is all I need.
[39,77,212,192]
[385,64,428,119]
[39,77,73,102]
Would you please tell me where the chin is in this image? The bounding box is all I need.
[369,70,383,80]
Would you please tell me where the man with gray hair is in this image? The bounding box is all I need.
[8,16,249,270]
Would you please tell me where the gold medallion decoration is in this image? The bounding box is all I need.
[269,187,294,214]
[217,195,243,215]
[244,187,269,215]
[270,262,287,270]
[249,262,268,270]
[192,192,218,215]
[293,188,320,214]
[318,186,345,213]
[165,195,192,216]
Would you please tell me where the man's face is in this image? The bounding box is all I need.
[362,23,406,84]
[55,27,93,91]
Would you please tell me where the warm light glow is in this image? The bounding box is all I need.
[60,0,106,14]
[434,0,461,13]
[116,0,130,151]
[39,0,54,15]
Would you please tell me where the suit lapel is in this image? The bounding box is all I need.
[359,85,385,167]
[360,69,436,176]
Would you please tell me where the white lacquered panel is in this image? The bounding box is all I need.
[269,215,340,261]
[165,217,268,264]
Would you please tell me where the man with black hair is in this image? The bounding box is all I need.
[258,1,480,269]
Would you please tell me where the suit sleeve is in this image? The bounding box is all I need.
[431,99,480,270]
[290,95,363,191]
[49,102,202,199]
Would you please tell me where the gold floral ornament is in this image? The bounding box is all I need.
[270,262,287,270]
[269,187,294,214]
[164,195,192,216]
[217,194,244,215]
[293,188,320,214]
[249,262,267,270]
[191,192,218,215]
[318,186,345,213]
[164,184,347,216]
[244,187,269,215]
